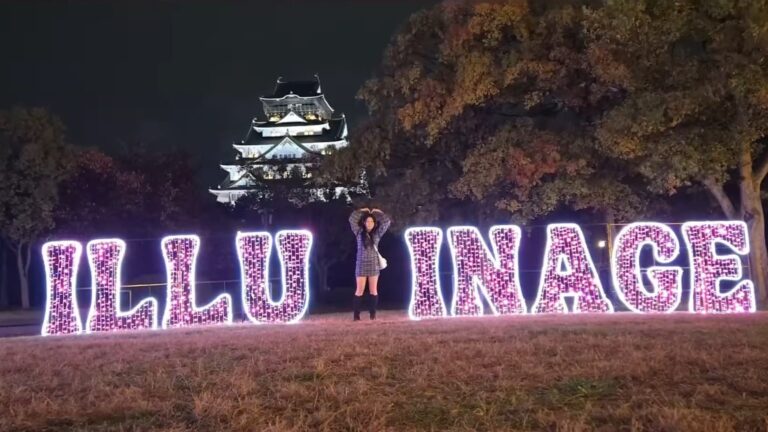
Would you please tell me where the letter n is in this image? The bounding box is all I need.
[447,226,526,316]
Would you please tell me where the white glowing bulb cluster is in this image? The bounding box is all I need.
[405,227,447,320]
[683,221,756,313]
[237,230,312,324]
[86,239,158,332]
[161,235,233,328]
[611,223,683,313]
[447,226,526,316]
[42,241,83,336]
[531,224,614,314]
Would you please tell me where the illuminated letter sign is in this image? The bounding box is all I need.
[39,220,757,336]
[682,221,756,313]
[611,223,683,313]
[42,241,83,336]
[447,226,525,316]
[532,224,613,314]
[237,230,312,324]
[405,227,447,320]
[85,239,158,333]
[161,235,232,328]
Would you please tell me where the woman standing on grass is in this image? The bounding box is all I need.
[349,206,391,321]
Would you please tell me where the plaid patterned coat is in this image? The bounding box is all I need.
[349,209,391,277]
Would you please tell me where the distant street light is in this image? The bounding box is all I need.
[597,240,607,248]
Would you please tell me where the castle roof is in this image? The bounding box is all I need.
[264,76,322,98]
[241,117,347,146]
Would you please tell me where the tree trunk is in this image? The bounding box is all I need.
[0,244,8,309]
[15,242,31,309]
[318,263,330,292]
[742,182,768,309]
[738,144,768,308]
[745,208,768,308]
[704,143,768,309]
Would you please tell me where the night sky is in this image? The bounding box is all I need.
[0,0,438,186]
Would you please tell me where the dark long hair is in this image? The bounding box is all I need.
[359,212,377,249]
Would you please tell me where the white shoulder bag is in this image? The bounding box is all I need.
[375,244,388,270]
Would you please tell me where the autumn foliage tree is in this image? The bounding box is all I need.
[325,0,652,230]
[586,0,768,306]
[55,148,146,236]
[56,146,206,239]
[324,0,768,307]
[0,107,73,308]
[0,110,208,308]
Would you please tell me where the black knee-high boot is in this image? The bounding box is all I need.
[369,295,378,320]
[352,295,362,321]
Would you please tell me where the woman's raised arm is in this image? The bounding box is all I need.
[348,208,366,236]
[371,209,391,239]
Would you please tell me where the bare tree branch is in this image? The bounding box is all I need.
[24,242,31,275]
[702,177,738,220]
[492,112,526,118]
[755,150,768,185]
[5,240,18,253]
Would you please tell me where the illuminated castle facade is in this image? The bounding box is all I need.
[210,75,349,204]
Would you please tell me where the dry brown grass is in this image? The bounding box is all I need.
[1,312,767,431]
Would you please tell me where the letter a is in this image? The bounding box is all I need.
[532,224,613,314]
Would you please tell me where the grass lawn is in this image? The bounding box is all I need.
[1,312,767,431]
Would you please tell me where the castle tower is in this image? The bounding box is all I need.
[210,75,349,204]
